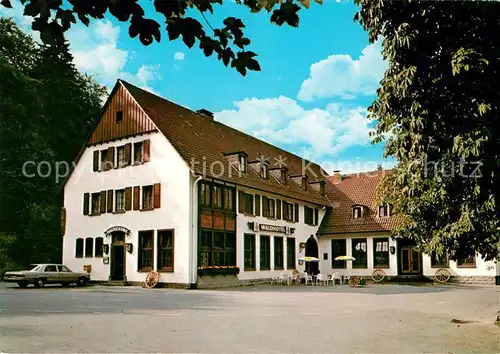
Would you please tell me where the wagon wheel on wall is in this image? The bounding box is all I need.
[145,270,160,288]
[371,269,386,283]
[434,268,451,283]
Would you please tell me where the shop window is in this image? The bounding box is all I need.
[373,238,390,268]
[331,239,346,269]
[244,234,256,270]
[352,238,367,268]
[138,230,154,271]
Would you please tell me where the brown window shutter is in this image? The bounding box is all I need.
[238,191,245,213]
[262,196,268,217]
[100,191,107,214]
[277,200,282,219]
[314,208,319,225]
[294,203,299,222]
[92,151,99,172]
[107,190,113,213]
[125,187,132,211]
[254,195,260,216]
[143,139,151,162]
[153,183,161,208]
[124,143,132,166]
[83,193,90,215]
[133,186,140,210]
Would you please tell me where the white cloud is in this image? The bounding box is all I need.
[174,52,185,61]
[297,41,387,102]
[215,96,375,162]
[121,65,161,95]
[67,21,128,85]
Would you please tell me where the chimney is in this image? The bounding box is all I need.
[332,170,342,184]
[196,109,214,119]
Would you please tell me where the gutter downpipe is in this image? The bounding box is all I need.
[190,173,203,287]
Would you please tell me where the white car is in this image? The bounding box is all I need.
[3,264,90,288]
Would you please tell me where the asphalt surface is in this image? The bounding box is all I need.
[0,282,499,353]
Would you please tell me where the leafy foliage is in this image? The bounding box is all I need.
[1,0,321,76]
[0,18,106,271]
[356,0,500,261]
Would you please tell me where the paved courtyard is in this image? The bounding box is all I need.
[0,282,499,353]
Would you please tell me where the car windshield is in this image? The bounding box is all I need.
[29,265,42,271]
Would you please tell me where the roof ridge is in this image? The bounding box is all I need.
[119,78,326,175]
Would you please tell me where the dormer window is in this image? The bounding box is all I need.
[353,206,363,219]
[378,204,391,217]
[260,163,268,179]
[281,169,287,184]
[116,111,123,124]
[302,176,308,191]
[239,154,247,173]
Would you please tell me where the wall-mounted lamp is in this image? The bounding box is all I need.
[102,244,110,255]
[390,246,396,255]
[126,243,133,253]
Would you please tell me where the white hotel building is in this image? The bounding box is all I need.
[61,80,497,287]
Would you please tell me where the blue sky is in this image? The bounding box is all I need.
[2,0,395,174]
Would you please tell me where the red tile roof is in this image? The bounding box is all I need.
[120,80,330,205]
[317,170,402,234]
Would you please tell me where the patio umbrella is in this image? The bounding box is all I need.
[298,256,319,262]
[334,255,356,261]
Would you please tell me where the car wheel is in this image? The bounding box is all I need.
[77,277,88,286]
[34,278,46,288]
[17,282,28,288]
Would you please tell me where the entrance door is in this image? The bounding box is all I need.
[305,236,319,275]
[400,247,421,274]
[111,245,125,281]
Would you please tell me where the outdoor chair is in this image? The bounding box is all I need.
[291,269,301,285]
[316,274,327,286]
[304,272,313,285]
[329,272,343,285]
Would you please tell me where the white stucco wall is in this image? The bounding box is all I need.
[319,232,398,277]
[422,253,496,277]
[63,132,192,284]
[236,187,326,280]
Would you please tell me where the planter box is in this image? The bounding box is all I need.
[197,267,240,276]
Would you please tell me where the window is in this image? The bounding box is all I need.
[274,237,284,269]
[44,265,57,272]
[302,176,308,191]
[212,232,236,266]
[286,238,296,269]
[95,237,104,257]
[75,238,84,258]
[142,185,153,209]
[353,206,363,219]
[331,239,346,269]
[157,230,174,271]
[268,198,275,218]
[373,238,390,268]
[457,254,476,268]
[239,154,247,172]
[134,141,143,164]
[138,231,154,271]
[245,193,254,214]
[58,265,71,272]
[431,251,449,268]
[115,189,125,212]
[378,205,390,217]
[260,163,268,179]
[260,236,270,270]
[283,201,294,221]
[213,185,223,209]
[244,234,256,270]
[199,230,236,267]
[85,237,94,257]
[200,183,211,207]
[304,206,314,225]
[116,110,123,123]
[91,193,100,215]
[352,238,367,268]
[117,146,126,167]
[223,187,234,211]
[281,169,287,184]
